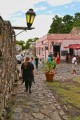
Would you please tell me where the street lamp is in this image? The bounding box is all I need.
[12,8,36,35]
[25,8,36,29]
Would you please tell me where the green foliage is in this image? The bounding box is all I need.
[48,12,80,34]
[48,15,63,33]
[63,15,74,23]
[16,40,26,50]
[73,12,80,27]
[42,61,55,73]
[33,37,39,42]
[63,15,74,33]
[16,37,39,50]
[26,38,32,49]
[74,12,80,21]
[68,116,80,120]
[16,40,25,45]
[25,37,39,49]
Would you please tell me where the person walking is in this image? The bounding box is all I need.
[35,56,39,69]
[52,57,56,74]
[47,55,52,62]
[31,57,35,66]
[71,55,77,74]
[56,52,60,64]
[21,57,34,94]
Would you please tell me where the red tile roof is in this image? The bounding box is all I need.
[47,34,80,40]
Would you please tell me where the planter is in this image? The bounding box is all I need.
[45,72,54,82]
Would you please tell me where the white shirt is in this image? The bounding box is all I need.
[72,57,77,64]
[16,54,22,61]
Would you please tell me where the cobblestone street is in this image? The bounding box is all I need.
[11,63,80,120]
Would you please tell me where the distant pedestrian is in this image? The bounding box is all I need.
[47,55,52,62]
[35,56,39,69]
[21,57,34,94]
[56,52,60,64]
[52,57,56,74]
[19,58,25,78]
[31,57,35,66]
[71,55,77,74]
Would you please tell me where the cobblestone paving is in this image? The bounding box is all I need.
[54,63,80,81]
[11,63,80,120]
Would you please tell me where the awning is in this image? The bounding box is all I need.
[64,44,80,50]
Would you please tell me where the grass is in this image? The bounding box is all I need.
[73,77,80,84]
[46,77,80,120]
[68,116,80,120]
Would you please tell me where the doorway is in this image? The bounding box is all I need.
[69,48,74,56]
[53,45,60,57]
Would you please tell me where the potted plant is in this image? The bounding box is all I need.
[42,60,55,82]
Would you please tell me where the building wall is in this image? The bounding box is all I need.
[36,34,80,61]
[61,39,80,60]
[36,35,48,60]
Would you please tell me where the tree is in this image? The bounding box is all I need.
[25,37,39,49]
[33,37,39,42]
[48,12,80,34]
[16,40,26,50]
[16,40,25,46]
[26,39,33,49]
[48,15,64,33]
[73,12,80,26]
[62,15,74,33]
[16,37,39,50]
[74,12,80,21]
[63,15,74,23]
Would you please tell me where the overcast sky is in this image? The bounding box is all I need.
[0,0,80,41]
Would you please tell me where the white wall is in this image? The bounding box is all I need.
[61,39,80,60]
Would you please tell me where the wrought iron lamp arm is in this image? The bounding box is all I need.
[15,29,27,36]
[12,26,35,36]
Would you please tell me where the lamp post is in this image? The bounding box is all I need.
[12,8,36,36]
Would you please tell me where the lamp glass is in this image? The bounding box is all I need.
[26,15,30,23]
[30,15,35,24]
[25,9,36,28]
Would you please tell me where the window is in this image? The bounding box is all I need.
[61,50,68,56]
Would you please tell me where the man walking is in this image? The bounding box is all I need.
[35,56,39,69]
[72,55,77,74]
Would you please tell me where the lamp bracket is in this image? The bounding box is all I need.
[12,26,35,36]
[12,26,35,30]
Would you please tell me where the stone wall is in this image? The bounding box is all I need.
[0,16,17,118]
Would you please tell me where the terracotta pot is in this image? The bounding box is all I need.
[45,72,54,82]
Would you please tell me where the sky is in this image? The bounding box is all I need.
[0,0,80,42]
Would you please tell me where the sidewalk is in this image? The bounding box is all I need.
[11,65,69,120]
